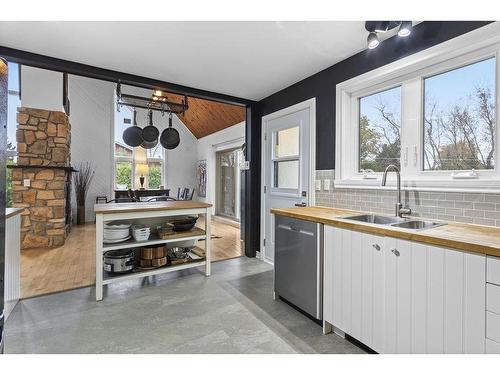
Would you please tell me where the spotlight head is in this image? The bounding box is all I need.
[367,32,379,49]
[398,21,412,37]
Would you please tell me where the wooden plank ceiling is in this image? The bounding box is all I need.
[157,92,246,139]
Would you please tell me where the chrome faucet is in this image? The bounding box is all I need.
[382,164,412,218]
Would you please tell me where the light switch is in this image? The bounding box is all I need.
[315,180,321,191]
[23,179,31,187]
[323,179,330,191]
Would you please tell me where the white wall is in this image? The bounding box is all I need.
[21,66,63,112]
[196,121,245,214]
[69,75,115,221]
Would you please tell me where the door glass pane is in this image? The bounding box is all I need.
[275,126,299,158]
[359,86,401,172]
[115,161,132,189]
[423,58,496,170]
[217,148,241,220]
[274,160,299,189]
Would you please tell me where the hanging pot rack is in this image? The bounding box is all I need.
[116,82,189,115]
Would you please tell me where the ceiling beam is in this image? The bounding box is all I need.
[0,45,255,107]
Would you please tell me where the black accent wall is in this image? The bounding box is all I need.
[258,21,492,170]
[243,21,491,257]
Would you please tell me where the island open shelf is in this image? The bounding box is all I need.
[101,227,206,251]
[94,201,212,301]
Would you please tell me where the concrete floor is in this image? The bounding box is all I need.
[5,257,366,354]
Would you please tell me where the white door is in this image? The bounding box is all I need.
[262,107,311,263]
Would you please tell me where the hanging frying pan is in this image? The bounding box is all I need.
[160,112,180,150]
[123,109,143,147]
[142,109,159,143]
[141,138,158,149]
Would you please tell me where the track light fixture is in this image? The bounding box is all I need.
[365,21,412,49]
[398,21,412,37]
[367,32,380,49]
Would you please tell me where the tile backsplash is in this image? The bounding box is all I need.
[315,170,500,227]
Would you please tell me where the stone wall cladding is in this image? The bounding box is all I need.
[12,107,71,249]
[315,169,500,227]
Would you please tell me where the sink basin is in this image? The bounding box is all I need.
[390,220,444,230]
[342,214,403,225]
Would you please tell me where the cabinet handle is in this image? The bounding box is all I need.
[372,243,380,251]
[391,248,400,257]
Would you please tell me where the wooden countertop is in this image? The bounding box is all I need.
[271,206,500,257]
[94,200,212,214]
[6,207,24,219]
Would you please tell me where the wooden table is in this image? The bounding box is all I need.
[94,201,212,301]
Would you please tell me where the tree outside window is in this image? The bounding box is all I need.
[359,86,401,172]
[423,58,496,171]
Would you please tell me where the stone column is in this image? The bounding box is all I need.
[12,107,71,249]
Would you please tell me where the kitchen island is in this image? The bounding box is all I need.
[94,201,212,301]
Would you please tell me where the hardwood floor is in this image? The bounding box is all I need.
[20,217,243,299]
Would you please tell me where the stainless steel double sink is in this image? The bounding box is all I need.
[342,214,445,231]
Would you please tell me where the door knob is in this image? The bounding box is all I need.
[372,243,380,251]
[391,248,400,256]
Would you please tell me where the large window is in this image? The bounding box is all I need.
[114,106,164,190]
[359,86,401,172]
[423,58,496,171]
[6,62,21,207]
[336,27,500,190]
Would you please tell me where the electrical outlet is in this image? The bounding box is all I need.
[323,179,330,191]
[315,180,321,191]
[23,179,31,187]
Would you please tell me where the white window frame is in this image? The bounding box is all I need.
[335,22,500,193]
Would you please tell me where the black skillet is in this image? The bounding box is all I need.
[160,112,180,150]
[123,109,143,147]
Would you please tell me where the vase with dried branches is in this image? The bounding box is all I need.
[73,162,95,225]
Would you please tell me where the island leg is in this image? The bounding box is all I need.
[205,207,211,276]
[95,213,104,301]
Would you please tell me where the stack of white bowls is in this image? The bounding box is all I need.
[103,223,131,243]
[132,224,151,242]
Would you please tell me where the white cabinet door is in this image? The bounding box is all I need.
[324,226,385,349]
[384,237,412,353]
[384,239,485,354]
[324,225,347,331]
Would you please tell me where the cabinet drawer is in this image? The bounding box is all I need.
[486,311,500,342]
[486,339,500,354]
[487,256,500,285]
[487,283,500,314]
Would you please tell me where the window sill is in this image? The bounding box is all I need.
[333,179,500,194]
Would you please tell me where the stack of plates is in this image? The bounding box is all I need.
[132,224,151,242]
[104,223,131,244]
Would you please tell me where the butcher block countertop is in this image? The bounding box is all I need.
[6,207,24,219]
[271,206,500,257]
[94,200,212,214]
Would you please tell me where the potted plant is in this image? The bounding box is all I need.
[73,162,95,225]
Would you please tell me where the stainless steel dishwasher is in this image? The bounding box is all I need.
[274,215,323,320]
